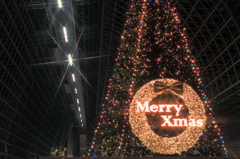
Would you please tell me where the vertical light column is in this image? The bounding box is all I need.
[63,27,68,42]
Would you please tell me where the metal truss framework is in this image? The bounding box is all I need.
[0,0,78,158]
[0,0,240,158]
[74,0,130,135]
[175,0,240,115]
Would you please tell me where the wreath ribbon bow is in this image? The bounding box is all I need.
[154,81,183,95]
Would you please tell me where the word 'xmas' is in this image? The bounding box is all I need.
[136,102,203,127]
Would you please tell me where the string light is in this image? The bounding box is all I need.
[130,79,206,154]
[91,0,228,157]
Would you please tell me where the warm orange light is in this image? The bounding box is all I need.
[135,102,203,127]
[129,78,206,154]
[160,115,203,127]
[136,103,183,116]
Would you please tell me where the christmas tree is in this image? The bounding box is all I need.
[90,0,228,157]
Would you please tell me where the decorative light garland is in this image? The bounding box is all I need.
[90,0,229,157]
[129,78,206,154]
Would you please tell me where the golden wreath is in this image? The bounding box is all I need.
[129,78,206,154]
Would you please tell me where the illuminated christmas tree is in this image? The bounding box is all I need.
[90,0,228,157]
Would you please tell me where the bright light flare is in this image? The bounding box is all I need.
[68,54,73,66]
[77,99,79,104]
[78,107,81,111]
[72,74,75,82]
[58,0,62,8]
[63,27,68,42]
[80,114,82,118]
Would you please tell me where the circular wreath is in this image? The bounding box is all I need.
[129,78,206,154]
